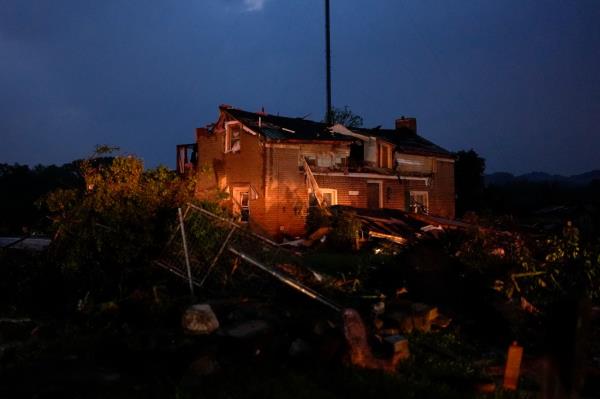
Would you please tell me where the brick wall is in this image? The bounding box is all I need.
[195,113,456,238]
[263,146,307,238]
[195,115,270,235]
[428,159,455,218]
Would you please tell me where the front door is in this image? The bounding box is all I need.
[367,182,381,209]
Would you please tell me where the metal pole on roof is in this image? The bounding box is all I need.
[325,0,332,124]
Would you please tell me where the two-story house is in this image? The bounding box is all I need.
[180,105,455,238]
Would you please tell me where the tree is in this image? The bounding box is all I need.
[455,149,486,216]
[325,106,363,128]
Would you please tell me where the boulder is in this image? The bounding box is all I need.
[182,304,220,335]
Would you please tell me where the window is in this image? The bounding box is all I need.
[308,188,337,207]
[225,122,241,153]
[409,191,429,214]
[320,188,337,206]
[239,191,249,222]
[378,143,393,169]
[334,155,348,168]
[317,154,332,167]
[232,186,250,222]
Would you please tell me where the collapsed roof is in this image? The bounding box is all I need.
[222,107,453,158]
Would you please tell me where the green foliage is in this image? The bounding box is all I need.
[329,207,361,249]
[448,220,600,309]
[306,206,332,234]
[42,150,199,301]
[305,206,361,250]
[541,224,600,301]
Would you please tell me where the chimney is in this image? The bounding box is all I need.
[395,116,417,134]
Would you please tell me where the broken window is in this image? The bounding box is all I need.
[349,141,363,168]
[409,191,428,214]
[232,186,251,222]
[304,155,317,167]
[225,122,241,153]
[334,155,348,168]
[176,143,197,174]
[240,191,250,222]
[321,188,337,206]
[317,154,332,167]
[308,188,337,207]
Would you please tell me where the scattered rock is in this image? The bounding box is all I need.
[182,304,220,335]
[385,303,441,333]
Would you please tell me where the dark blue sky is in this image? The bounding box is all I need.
[1,0,599,174]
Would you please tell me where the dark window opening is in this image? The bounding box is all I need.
[240,191,250,222]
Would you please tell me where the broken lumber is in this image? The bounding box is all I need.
[228,246,341,312]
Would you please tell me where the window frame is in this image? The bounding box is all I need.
[409,190,429,214]
[378,142,393,169]
[308,187,338,207]
[224,121,242,153]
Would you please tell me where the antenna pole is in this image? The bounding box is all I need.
[325,0,332,124]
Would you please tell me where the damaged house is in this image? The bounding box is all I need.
[178,105,455,238]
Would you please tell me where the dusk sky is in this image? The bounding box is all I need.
[1,0,599,174]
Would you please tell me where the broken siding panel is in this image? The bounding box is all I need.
[395,153,433,174]
[297,143,351,171]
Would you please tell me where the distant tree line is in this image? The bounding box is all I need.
[0,162,83,235]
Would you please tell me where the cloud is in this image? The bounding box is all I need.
[221,0,269,12]
[243,0,267,11]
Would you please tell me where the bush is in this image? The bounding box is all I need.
[42,147,199,302]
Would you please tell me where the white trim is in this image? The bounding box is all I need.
[398,176,430,185]
[224,121,242,153]
[409,190,429,214]
[319,188,338,205]
[435,157,455,163]
[328,124,370,141]
[242,125,258,136]
[312,172,397,180]
[312,172,429,185]
[265,143,301,149]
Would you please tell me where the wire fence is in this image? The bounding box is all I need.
[156,203,341,311]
